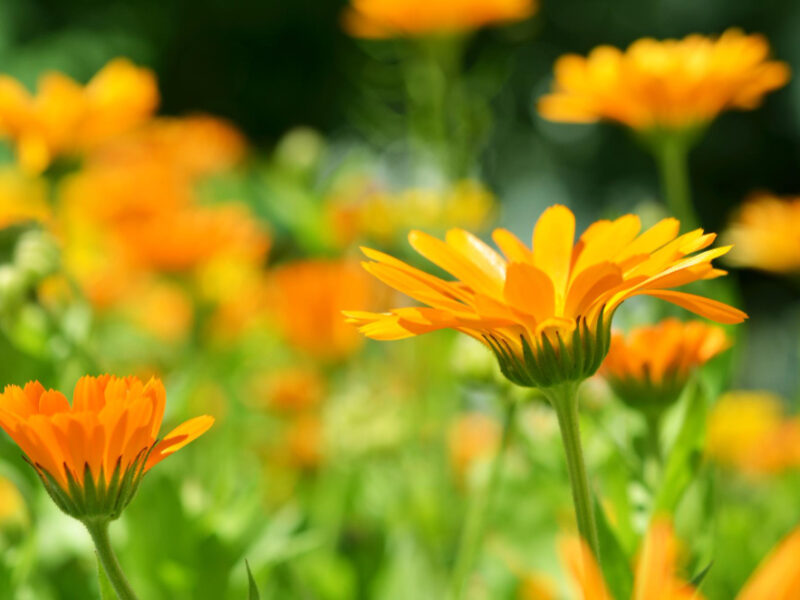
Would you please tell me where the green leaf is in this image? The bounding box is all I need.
[690,560,713,587]
[593,496,633,600]
[654,382,707,513]
[246,561,261,600]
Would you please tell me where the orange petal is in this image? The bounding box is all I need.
[504,262,555,323]
[559,536,611,600]
[532,205,575,300]
[145,415,214,471]
[738,526,800,600]
[642,290,748,324]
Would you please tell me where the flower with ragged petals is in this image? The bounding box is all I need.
[723,193,800,274]
[562,519,698,600]
[345,205,746,389]
[0,58,158,174]
[342,0,536,38]
[563,519,800,600]
[538,29,789,132]
[601,318,729,415]
[0,375,213,521]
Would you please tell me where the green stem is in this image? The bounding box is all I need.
[653,134,699,231]
[644,413,663,466]
[84,519,139,600]
[447,401,517,600]
[546,383,600,559]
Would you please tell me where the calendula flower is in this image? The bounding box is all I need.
[346,205,745,389]
[0,375,213,520]
[284,414,323,470]
[448,412,500,481]
[342,0,536,38]
[0,58,158,174]
[538,29,790,132]
[251,367,326,414]
[564,520,800,600]
[562,519,699,600]
[91,114,246,178]
[706,391,800,476]
[601,318,729,415]
[723,193,800,274]
[271,259,381,360]
[0,168,50,229]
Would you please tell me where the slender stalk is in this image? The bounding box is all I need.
[653,133,699,231]
[644,413,663,466]
[546,383,600,559]
[448,401,517,600]
[84,519,139,600]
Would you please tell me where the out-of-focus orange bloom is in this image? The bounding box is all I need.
[252,367,326,414]
[517,573,556,600]
[0,375,213,519]
[0,58,158,174]
[117,203,268,273]
[448,412,500,480]
[706,391,800,476]
[0,169,50,228]
[723,194,800,274]
[539,29,789,131]
[120,280,194,342]
[601,318,728,411]
[737,525,800,600]
[562,519,699,600]
[327,178,496,248]
[285,414,323,470]
[271,259,380,361]
[342,0,536,38]
[91,114,246,178]
[345,205,745,389]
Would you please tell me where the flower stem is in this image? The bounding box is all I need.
[84,519,139,600]
[653,133,699,231]
[546,383,600,559]
[448,401,517,600]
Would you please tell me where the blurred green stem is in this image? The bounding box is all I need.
[644,414,663,466]
[447,400,517,600]
[546,383,600,560]
[653,133,699,231]
[85,519,139,600]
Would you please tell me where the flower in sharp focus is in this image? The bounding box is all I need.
[706,391,800,476]
[561,519,700,600]
[722,193,800,275]
[342,0,536,39]
[345,204,746,389]
[538,29,789,132]
[0,58,158,174]
[0,375,213,521]
[601,318,729,415]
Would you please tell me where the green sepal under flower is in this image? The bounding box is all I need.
[607,369,688,421]
[483,310,612,389]
[27,447,151,522]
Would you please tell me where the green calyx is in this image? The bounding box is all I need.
[483,310,612,389]
[29,449,150,522]
[608,370,688,420]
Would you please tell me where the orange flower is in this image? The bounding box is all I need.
[564,519,800,599]
[0,168,50,229]
[601,318,729,412]
[253,367,326,414]
[0,58,158,173]
[562,519,699,600]
[285,414,323,470]
[706,391,800,476]
[345,205,746,388]
[448,412,500,480]
[723,193,800,274]
[0,375,213,520]
[538,29,789,131]
[342,0,536,38]
[90,114,246,178]
[271,259,380,360]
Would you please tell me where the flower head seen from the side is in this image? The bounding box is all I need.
[0,58,158,174]
[342,0,536,39]
[723,193,800,275]
[538,29,789,133]
[601,318,729,415]
[0,375,213,521]
[345,205,746,389]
